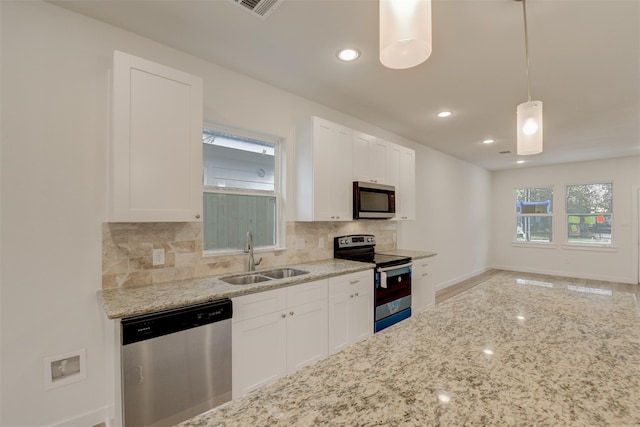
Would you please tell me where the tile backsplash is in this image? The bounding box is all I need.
[102,221,397,289]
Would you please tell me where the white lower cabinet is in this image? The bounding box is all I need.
[232,280,328,399]
[328,270,374,355]
[412,259,435,314]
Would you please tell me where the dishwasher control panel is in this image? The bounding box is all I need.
[121,298,233,345]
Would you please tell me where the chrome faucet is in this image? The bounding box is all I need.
[244,231,262,271]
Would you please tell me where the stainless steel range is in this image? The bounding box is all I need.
[334,235,412,332]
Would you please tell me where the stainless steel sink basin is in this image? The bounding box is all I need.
[261,268,309,279]
[220,268,309,285]
[220,274,272,285]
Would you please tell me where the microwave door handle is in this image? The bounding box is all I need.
[377,262,413,273]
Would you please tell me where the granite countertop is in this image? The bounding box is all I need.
[180,275,640,426]
[98,259,374,319]
[379,249,436,260]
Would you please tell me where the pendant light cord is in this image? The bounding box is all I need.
[522,0,532,102]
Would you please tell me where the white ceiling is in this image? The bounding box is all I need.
[49,0,640,170]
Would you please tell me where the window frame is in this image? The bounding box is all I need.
[565,182,613,248]
[513,185,554,245]
[202,122,285,256]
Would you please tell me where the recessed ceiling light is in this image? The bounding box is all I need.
[517,160,525,164]
[482,139,495,144]
[437,111,453,118]
[337,48,360,62]
[483,348,494,355]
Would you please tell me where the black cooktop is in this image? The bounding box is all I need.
[334,234,411,268]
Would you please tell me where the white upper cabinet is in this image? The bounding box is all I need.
[110,51,203,222]
[297,116,353,221]
[353,132,388,184]
[388,142,416,220]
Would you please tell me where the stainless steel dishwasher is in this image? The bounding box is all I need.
[121,298,232,427]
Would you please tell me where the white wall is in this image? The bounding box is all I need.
[397,147,493,289]
[1,1,488,425]
[491,156,640,284]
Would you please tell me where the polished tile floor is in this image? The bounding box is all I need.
[437,268,640,307]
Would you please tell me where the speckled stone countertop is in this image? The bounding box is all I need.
[98,259,373,319]
[380,249,436,260]
[180,275,640,426]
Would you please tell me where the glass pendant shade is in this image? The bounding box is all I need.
[379,0,432,70]
[517,100,543,155]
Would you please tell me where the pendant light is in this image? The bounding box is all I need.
[379,0,432,70]
[516,0,543,155]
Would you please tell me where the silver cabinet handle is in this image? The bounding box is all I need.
[195,214,201,219]
[377,262,412,272]
[289,311,294,316]
[355,292,359,297]
[350,294,354,298]
[281,313,286,318]
[349,280,360,284]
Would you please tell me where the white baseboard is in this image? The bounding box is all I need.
[434,266,492,291]
[49,406,110,427]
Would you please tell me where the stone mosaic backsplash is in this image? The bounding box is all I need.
[102,221,397,289]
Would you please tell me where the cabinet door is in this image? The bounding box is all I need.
[313,118,352,221]
[328,292,350,355]
[232,311,286,399]
[412,260,434,314]
[388,143,415,221]
[352,131,372,183]
[369,139,388,184]
[328,270,373,354]
[353,133,387,184]
[111,51,203,222]
[399,148,416,220]
[350,279,374,343]
[286,298,328,374]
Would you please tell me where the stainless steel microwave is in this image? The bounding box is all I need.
[353,181,396,219]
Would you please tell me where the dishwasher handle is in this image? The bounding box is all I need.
[122,298,233,345]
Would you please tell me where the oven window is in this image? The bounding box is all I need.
[361,190,389,212]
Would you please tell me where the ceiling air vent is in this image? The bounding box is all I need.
[230,0,283,19]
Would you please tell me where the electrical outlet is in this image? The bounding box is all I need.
[153,248,165,266]
[296,238,306,250]
[318,237,324,248]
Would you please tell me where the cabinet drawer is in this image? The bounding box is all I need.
[329,270,372,295]
[232,288,286,323]
[286,280,327,307]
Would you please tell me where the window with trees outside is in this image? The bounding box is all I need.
[202,126,281,252]
[515,186,553,243]
[566,183,612,245]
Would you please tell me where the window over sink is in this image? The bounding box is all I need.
[202,124,283,253]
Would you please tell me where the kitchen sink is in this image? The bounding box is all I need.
[220,268,309,285]
[261,268,309,279]
[220,274,273,285]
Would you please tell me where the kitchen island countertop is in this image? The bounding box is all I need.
[179,274,640,426]
[98,259,373,319]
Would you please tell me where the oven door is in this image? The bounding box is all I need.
[375,263,411,316]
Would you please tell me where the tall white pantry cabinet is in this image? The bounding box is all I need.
[110,51,204,222]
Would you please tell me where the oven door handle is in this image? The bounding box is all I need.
[377,262,412,273]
